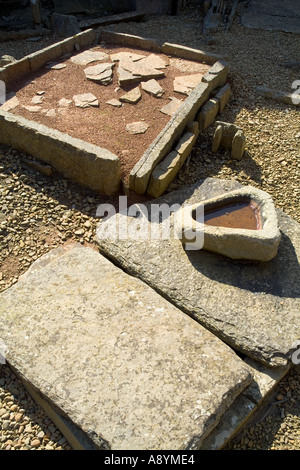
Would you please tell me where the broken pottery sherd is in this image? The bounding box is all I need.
[176,186,281,261]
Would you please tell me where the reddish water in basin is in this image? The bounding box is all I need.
[203,200,262,230]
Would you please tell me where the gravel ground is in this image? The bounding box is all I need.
[0,6,300,450]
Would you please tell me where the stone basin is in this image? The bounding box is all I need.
[177,186,281,261]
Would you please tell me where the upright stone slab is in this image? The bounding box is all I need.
[0,245,252,450]
[96,178,300,367]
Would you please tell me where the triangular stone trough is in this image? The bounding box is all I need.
[176,186,282,261]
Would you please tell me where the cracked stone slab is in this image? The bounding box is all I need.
[141,79,164,97]
[95,178,300,368]
[138,53,168,70]
[0,244,252,450]
[169,57,211,74]
[120,59,165,80]
[84,62,114,85]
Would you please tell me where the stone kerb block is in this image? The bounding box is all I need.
[0,110,121,195]
[212,121,246,160]
[0,29,97,85]
[214,83,231,113]
[147,126,199,198]
[161,42,224,65]
[198,97,220,132]
[99,30,161,52]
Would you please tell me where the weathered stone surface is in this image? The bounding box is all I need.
[73,93,99,108]
[70,50,109,66]
[100,30,161,53]
[126,121,149,134]
[106,98,122,107]
[84,63,114,85]
[119,86,142,104]
[161,42,224,65]
[241,1,300,34]
[22,105,42,113]
[120,58,165,80]
[51,12,80,37]
[110,51,146,63]
[116,64,138,87]
[0,55,16,67]
[197,97,219,131]
[215,121,242,149]
[231,129,246,160]
[176,186,281,261]
[214,83,231,113]
[147,130,198,198]
[141,79,164,97]
[203,60,229,88]
[45,62,66,70]
[212,124,222,152]
[147,150,181,198]
[31,95,44,105]
[0,93,19,111]
[58,97,72,107]
[0,244,252,450]
[95,177,300,367]
[173,74,204,95]
[0,110,121,195]
[130,81,210,194]
[139,53,168,70]
[160,97,183,116]
[202,360,290,449]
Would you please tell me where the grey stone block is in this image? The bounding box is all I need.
[161,42,224,65]
[95,177,300,367]
[0,244,252,450]
[0,110,121,195]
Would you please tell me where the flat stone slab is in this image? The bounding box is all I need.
[173,74,204,95]
[70,50,109,66]
[95,178,300,368]
[73,93,99,108]
[119,86,142,104]
[84,62,114,85]
[141,79,164,98]
[0,93,19,111]
[160,96,183,116]
[126,121,149,134]
[0,244,252,450]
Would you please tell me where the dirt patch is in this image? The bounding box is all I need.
[7,44,210,186]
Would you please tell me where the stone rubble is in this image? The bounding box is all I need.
[83,62,114,85]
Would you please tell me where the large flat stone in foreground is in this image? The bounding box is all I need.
[0,245,252,450]
[95,178,300,368]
